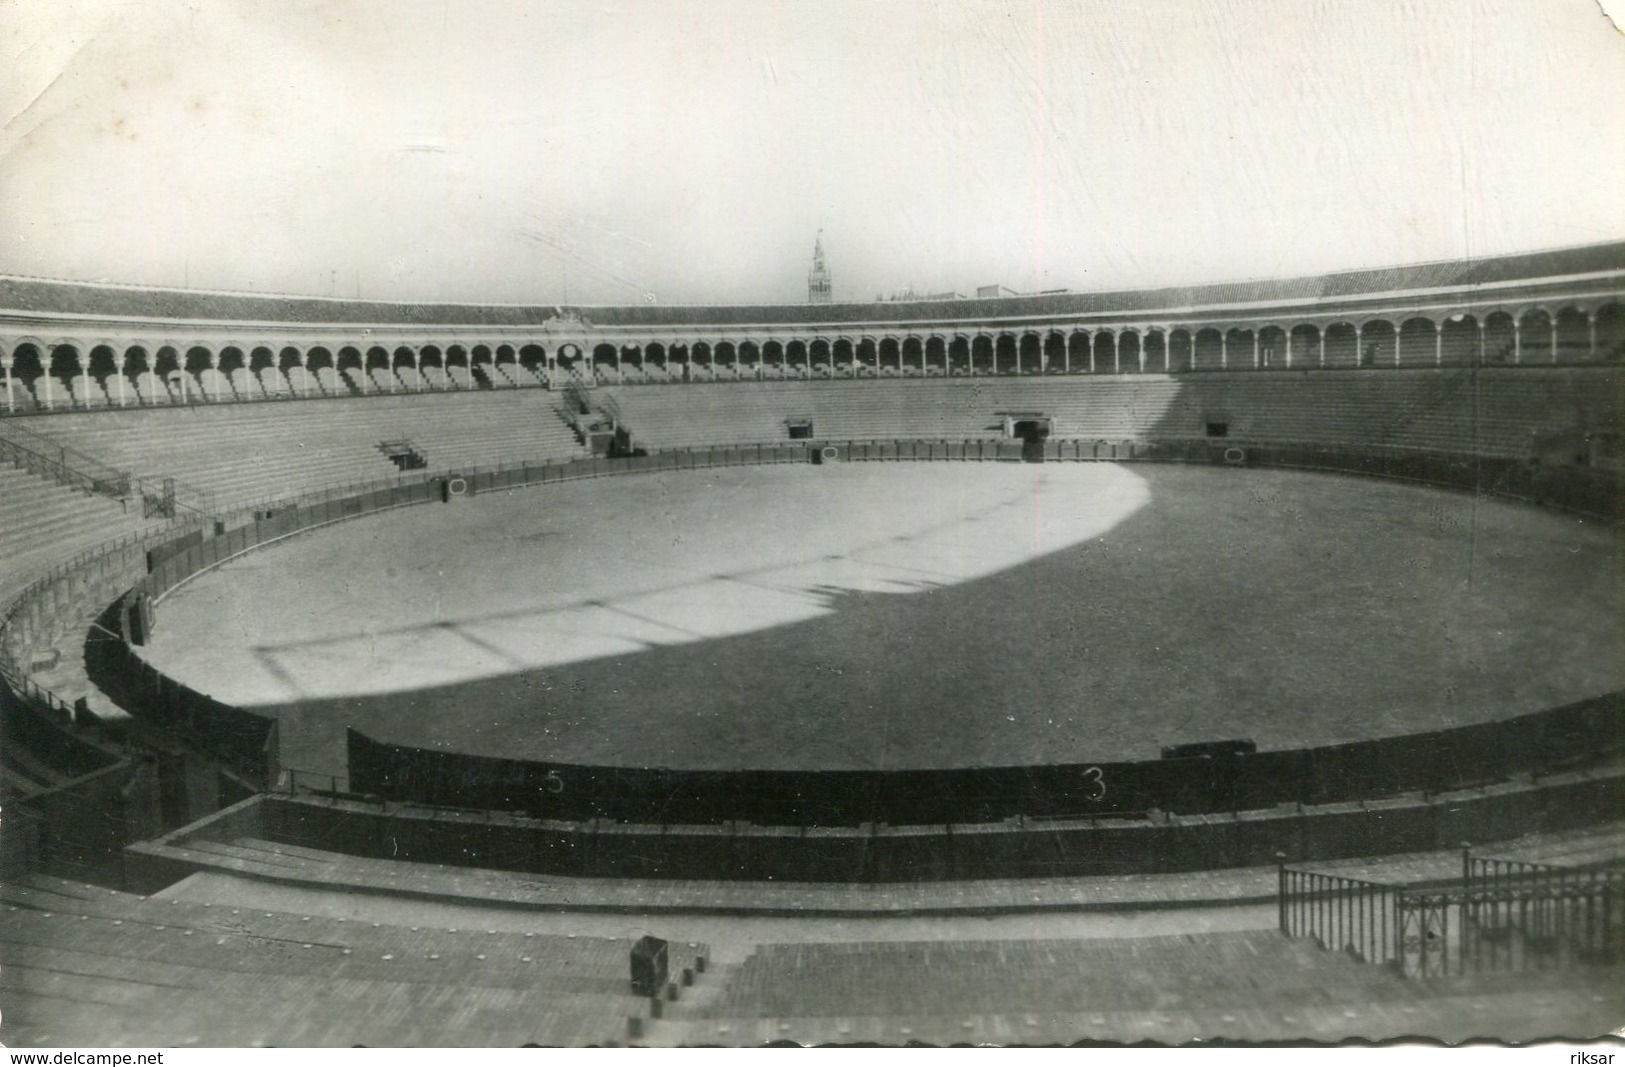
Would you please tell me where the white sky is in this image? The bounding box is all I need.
[3,0,1624,305]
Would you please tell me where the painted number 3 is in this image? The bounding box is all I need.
[1080,766,1106,802]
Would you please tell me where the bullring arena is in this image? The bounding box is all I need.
[3,244,1625,1045]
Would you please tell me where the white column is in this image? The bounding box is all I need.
[1,355,12,414]
[1435,327,1443,366]
[209,353,222,400]
[1589,315,1598,362]
[1318,330,1326,367]
[116,354,128,406]
[1221,331,1229,369]
[1394,328,1402,367]
[1114,332,1122,374]
[1513,322,1521,365]
[1252,332,1260,369]
[1551,317,1559,364]
[42,353,55,410]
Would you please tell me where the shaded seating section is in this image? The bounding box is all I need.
[1157,368,1624,457]
[0,872,683,1047]
[19,392,590,513]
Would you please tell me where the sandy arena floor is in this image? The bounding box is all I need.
[137,462,1625,775]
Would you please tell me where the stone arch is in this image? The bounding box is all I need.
[48,343,84,407]
[808,338,832,374]
[1167,329,1195,372]
[1092,331,1116,373]
[921,335,945,375]
[248,345,277,378]
[1438,315,1479,366]
[1595,303,1625,362]
[876,336,900,374]
[1322,322,1359,368]
[1356,321,1395,367]
[1116,330,1143,374]
[1482,312,1515,364]
[1041,331,1066,374]
[898,336,922,375]
[1059,330,1084,373]
[10,342,47,409]
[1224,327,1257,370]
[1398,318,1437,366]
[987,333,1014,375]
[715,341,738,376]
[332,346,364,393]
[1516,308,1552,363]
[966,334,991,374]
[1193,328,1224,371]
[85,344,119,405]
[1142,330,1168,373]
[181,345,215,401]
[1014,332,1041,374]
[1287,324,1320,368]
[1256,326,1287,369]
[1554,306,1590,363]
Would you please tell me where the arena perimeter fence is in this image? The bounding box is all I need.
[7,436,1625,824]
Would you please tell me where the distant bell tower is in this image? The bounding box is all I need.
[807,231,833,304]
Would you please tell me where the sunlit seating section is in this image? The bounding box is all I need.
[0,464,150,597]
[18,392,589,513]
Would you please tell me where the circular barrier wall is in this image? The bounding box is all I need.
[120,455,1625,825]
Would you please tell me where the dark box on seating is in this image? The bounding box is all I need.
[629,935,668,997]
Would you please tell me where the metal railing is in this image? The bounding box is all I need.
[1281,851,1625,979]
[1278,867,1400,967]
[0,420,131,500]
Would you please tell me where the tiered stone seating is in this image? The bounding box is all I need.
[600,379,1187,449]
[700,931,1430,1044]
[0,464,150,599]
[1163,368,1622,457]
[0,873,666,1047]
[18,391,591,513]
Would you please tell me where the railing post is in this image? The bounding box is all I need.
[1277,853,1288,933]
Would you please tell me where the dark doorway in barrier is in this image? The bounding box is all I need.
[1013,418,1050,463]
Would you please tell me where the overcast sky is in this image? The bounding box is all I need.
[4,0,1624,305]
